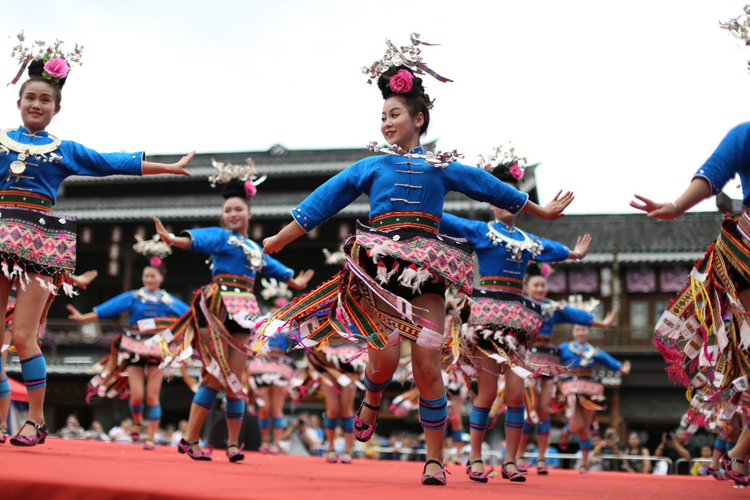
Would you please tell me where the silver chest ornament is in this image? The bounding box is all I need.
[0,128,63,183]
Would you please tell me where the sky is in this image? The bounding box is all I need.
[1,1,750,214]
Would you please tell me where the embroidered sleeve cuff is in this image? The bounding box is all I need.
[290,208,314,233]
[692,173,718,196]
[508,193,529,215]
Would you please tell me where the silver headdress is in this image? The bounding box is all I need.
[720,5,750,69]
[208,157,266,188]
[9,30,84,86]
[362,32,452,85]
[477,144,527,174]
[563,294,601,314]
[133,234,173,259]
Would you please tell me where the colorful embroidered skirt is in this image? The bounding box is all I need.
[170,274,260,399]
[87,317,182,401]
[0,206,76,278]
[555,368,606,417]
[527,344,561,377]
[653,211,750,422]
[246,349,296,390]
[455,288,542,377]
[256,221,474,352]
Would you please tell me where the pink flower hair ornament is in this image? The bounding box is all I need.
[389,69,414,94]
[540,263,552,277]
[43,57,69,79]
[509,163,524,181]
[244,180,257,198]
[149,256,163,268]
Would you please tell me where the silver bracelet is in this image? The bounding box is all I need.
[168,232,176,245]
[667,201,681,219]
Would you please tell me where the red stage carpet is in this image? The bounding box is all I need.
[0,438,741,499]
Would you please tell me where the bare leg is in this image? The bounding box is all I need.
[339,383,356,457]
[127,365,146,436]
[536,378,554,463]
[577,408,596,468]
[322,381,340,457]
[503,366,526,472]
[410,293,447,478]
[257,388,271,448]
[225,333,250,448]
[145,366,164,444]
[358,343,400,425]
[11,274,52,437]
[0,331,10,435]
[270,384,286,451]
[183,373,221,453]
[468,351,499,475]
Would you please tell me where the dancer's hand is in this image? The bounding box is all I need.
[629,194,679,220]
[66,304,85,322]
[72,270,98,289]
[142,151,194,177]
[540,190,574,220]
[288,269,315,290]
[602,309,618,328]
[263,234,286,254]
[619,360,631,376]
[572,234,591,260]
[153,217,174,244]
[548,364,569,376]
[170,151,195,177]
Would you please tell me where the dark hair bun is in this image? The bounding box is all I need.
[27,59,67,89]
[222,178,247,200]
[491,166,519,187]
[377,65,425,100]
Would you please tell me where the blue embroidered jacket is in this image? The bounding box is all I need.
[439,213,570,282]
[694,122,750,200]
[93,289,189,325]
[0,126,143,203]
[290,147,529,231]
[558,341,622,371]
[183,227,293,282]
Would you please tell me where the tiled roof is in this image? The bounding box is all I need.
[515,211,723,256]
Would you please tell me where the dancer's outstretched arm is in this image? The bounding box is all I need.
[630,178,711,220]
[263,221,306,255]
[522,190,574,221]
[141,151,195,177]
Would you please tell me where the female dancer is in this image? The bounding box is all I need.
[439,158,590,483]
[260,35,574,485]
[249,283,296,455]
[306,339,368,463]
[0,37,193,446]
[154,163,314,463]
[517,264,617,474]
[557,324,630,473]
[1,271,95,441]
[632,11,750,485]
[67,241,189,450]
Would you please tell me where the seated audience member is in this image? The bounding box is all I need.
[623,431,651,473]
[691,445,713,476]
[57,415,86,440]
[109,418,135,443]
[85,421,111,441]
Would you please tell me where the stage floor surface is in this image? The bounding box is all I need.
[0,438,743,499]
